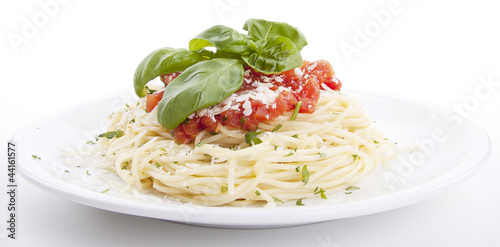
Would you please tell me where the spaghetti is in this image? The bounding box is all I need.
[97,85,396,207]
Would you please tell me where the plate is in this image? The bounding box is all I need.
[13,90,491,228]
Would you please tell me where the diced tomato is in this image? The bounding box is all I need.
[199,116,218,133]
[173,127,191,144]
[145,91,164,112]
[159,72,181,85]
[181,118,200,136]
[169,60,342,143]
[323,78,342,91]
[253,103,269,122]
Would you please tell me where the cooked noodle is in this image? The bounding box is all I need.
[97,88,396,207]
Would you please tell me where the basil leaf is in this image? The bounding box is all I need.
[133,47,204,97]
[242,36,302,74]
[189,25,254,56]
[195,49,243,60]
[157,58,244,129]
[243,18,308,51]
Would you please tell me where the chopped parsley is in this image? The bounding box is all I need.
[291,134,299,139]
[314,187,327,199]
[345,186,360,194]
[31,154,41,160]
[290,101,302,120]
[255,190,261,196]
[244,131,264,146]
[272,196,284,204]
[221,186,228,193]
[296,198,305,206]
[240,116,246,125]
[101,189,110,193]
[301,165,310,185]
[271,124,283,132]
[195,142,205,147]
[373,140,379,144]
[352,154,359,162]
[98,129,124,139]
[295,166,300,172]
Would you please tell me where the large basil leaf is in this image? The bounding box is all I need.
[195,49,243,60]
[189,25,254,56]
[133,47,204,97]
[242,36,302,74]
[243,18,308,51]
[157,58,244,129]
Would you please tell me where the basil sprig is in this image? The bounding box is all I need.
[133,18,308,130]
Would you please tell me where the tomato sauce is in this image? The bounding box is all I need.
[150,60,341,144]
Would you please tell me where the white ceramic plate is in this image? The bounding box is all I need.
[13,90,491,228]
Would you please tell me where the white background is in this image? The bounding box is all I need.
[1,0,499,246]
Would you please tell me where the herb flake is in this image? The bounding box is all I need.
[271,124,283,132]
[290,101,302,120]
[301,165,310,185]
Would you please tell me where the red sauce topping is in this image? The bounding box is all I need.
[149,60,341,144]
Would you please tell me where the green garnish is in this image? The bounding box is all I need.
[240,116,246,125]
[314,188,327,199]
[272,196,284,204]
[98,129,124,139]
[345,186,360,194]
[195,142,205,147]
[301,165,310,185]
[296,198,305,206]
[374,140,379,144]
[252,138,263,145]
[134,19,307,130]
[221,186,228,193]
[255,190,261,196]
[86,171,91,176]
[244,131,264,146]
[32,154,41,160]
[271,124,283,132]
[155,162,161,169]
[101,189,110,193]
[295,166,300,172]
[291,134,299,139]
[352,154,359,162]
[290,101,302,120]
